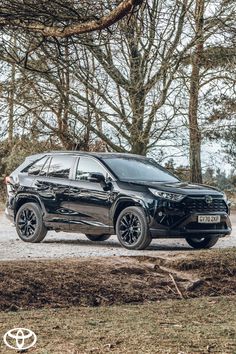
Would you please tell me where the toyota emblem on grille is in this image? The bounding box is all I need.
[205,195,213,204]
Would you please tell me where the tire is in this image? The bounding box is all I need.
[15,202,47,243]
[116,206,152,250]
[86,234,111,241]
[185,235,219,249]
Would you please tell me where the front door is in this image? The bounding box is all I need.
[68,156,114,234]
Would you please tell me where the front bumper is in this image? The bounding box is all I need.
[150,212,232,238]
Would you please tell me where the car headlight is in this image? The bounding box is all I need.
[149,188,185,202]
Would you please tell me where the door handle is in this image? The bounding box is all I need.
[35,181,43,187]
[69,187,80,194]
[34,181,49,191]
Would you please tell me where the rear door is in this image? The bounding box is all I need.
[68,156,114,234]
[31,154,76,229]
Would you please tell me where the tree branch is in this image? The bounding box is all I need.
[0,0,143,37]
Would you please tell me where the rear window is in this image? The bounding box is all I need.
[27,156,49,176]
[47,155,74,179]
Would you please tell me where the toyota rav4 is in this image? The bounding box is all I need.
[5,152,232,250]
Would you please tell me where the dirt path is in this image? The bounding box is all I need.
[0,250,235,310]
[0,212,235,260]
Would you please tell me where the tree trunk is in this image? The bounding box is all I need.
[130,88,147,155]
[128,19,147,156]
[188,0,204,183]
[58,39,73,149]
[8,37,16,147]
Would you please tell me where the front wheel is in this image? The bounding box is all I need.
[116,206,152,250]
[185,235,219,249]
[15,202,47,243]
[86,234,111,241]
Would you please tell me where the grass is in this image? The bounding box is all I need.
[0,296,235,353]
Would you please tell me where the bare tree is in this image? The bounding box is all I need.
[0,0,235,180]
[56,0,196,155]
[0,0,195,155]
[179,0,235,182]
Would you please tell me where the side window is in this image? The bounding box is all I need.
[48,155,74,179]
[76,157,107,181]
[27,156,48,176]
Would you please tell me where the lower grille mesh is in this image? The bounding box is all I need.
[186,222,227,230]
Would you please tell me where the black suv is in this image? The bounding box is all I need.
[5,151,231,250]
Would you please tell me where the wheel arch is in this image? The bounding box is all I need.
[14,194,45,220]
[112,198,149,229]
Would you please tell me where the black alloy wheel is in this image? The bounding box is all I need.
[18,208,37,237]
[15,202,47,242]
[116,206,152,250]
[185,235,219,249]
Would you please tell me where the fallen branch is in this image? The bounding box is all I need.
[169,273,184,299]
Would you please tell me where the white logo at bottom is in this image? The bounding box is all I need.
[3,328,37,350]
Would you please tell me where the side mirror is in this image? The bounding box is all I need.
[88,172,106,183]
[88,172,113,191]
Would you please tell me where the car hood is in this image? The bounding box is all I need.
[129,181,224,196]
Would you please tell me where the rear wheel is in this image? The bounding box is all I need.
[86,234,111,241]
[116,206,152,250]
[15,202,47,243]
[185,235,219,249]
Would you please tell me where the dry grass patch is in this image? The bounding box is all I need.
[0,296,235,353]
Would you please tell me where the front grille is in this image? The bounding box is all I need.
[183,197,227,213]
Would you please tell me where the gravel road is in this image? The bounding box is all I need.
[0,211,235,260]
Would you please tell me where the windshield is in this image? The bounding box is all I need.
[103,157,179,183]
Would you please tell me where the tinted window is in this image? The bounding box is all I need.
[76,157,107,181]
[27,156,48,176]
[103,157,179,182]
[48,155,74,179]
